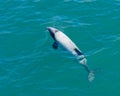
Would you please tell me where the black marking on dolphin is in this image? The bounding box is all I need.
[49,31,55,40]
[74,48,83,55]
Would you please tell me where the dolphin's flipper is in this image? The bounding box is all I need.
[52,42,58,49]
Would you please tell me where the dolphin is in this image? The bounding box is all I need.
[47,27,94,82]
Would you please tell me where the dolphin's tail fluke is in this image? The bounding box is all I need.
[77,56,95,82]
[81,63,95,82]
[88,70,95,82]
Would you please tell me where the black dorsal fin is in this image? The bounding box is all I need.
[74,48,83,55]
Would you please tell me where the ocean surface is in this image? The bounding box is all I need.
[0,0,120,96]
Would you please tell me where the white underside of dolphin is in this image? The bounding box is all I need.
[55,30,82,56]
[47,27,95,82]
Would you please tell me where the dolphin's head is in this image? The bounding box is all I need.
[47,27,59,40]
[47,27,59,34]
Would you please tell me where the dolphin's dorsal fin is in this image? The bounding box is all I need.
[52,42,58,49]
[74,48,83,55]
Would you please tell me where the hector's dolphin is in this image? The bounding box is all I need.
[47,27,94,82]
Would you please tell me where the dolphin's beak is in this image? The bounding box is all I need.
[47,27,55,40]
[47,27,50,31]
[47,27,50,30]
[47,27,53,32]
[47,27,57,35]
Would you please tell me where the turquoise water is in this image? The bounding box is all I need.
[0,0,120,96]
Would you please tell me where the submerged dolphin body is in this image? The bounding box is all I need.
[47,27,94,82]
